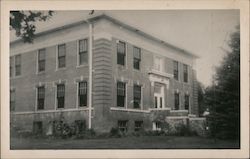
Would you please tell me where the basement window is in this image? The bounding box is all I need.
[118,120,128,132]
[134,121,143,131]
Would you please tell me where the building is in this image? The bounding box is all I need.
[10,14,199,134]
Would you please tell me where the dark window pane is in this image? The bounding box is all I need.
[118,120,128,132]
[58,44,66,68]
[183,64,188,82]
[38,60,45,72]
[117,41,126,65]
[155,96,157,108]
[79,52,88,65]
[37,86,45,110]
[133,59,140,70]
[133,47,141,70]
[38,49,46,72]
[79,82,87,107]
[173,61,178,80]
[79,39,88,65]
[117,82,126,107]
[174,93,179,110]
[10,90,15,111]
[57,84,65,108]
[58,56,65,68]
[133,85,141,108]
[160,97,162,108]
[185,94,189,110]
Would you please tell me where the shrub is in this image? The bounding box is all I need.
[109,127,122,138]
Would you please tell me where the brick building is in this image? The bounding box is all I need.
[10,14,199,134]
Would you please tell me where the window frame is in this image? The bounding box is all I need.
[15,54,21,76]
[184,94,190,111]
[78,81,87,107]
[134,121,143,131]
[10,89,15,111]
[133,84,141,109]
[174,92,180,110]
[133,46,141,70]
[37,86,45,110]
[183,64,188,83]
[118,120,128,132]
[38,48,46,73]
[117,81,126,107]
[57,44,66,69]
[56,83,65,109]
[78,39,88,66]
[173,61,179,80]
[117,41,126,66]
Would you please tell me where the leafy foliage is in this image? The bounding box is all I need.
[205,26,240,139]
[10,11,54,43]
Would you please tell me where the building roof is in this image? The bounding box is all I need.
[10,14,199,58]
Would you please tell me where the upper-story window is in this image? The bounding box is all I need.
[10,57,14,77]
[174,92,180,110]
[133,84,141,109]
[117,41,126,66]
[10,89,15,111]
[133,47,141,70]
[58,44,66,68]
[79,39,88,65]
[15,55,21,76]
[173,61,179,80]
[183,64,188,83]
[117,81,126,107]
[78,81,87,107]
[57,84,65,108]
[154,56,163,71]
[37,86,45,110]
[184,94,189,111]
[38,49,46,72]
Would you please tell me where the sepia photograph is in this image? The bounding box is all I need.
[1,0,249,158]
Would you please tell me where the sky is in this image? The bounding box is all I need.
[10,10,240,86]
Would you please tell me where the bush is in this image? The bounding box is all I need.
[109,127,122,138]
[175,124,197,136]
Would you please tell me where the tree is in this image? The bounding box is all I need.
[205,25,240,139]
[10,11,54,43]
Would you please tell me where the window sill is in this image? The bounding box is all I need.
[76,64,88,69]
[55,67,66,72]
[110,107,150,113]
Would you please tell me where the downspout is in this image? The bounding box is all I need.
[87,21,93,129]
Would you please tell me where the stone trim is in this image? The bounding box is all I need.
[11,107,93,115]
[110,107,150,113]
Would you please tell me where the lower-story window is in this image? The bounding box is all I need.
[133,84,141,108]
[174,92,180,110]
[57,84,65,108]
[37,86,45,110]
[78,81,87,107]
[184,94,189,111]
[33,121,43,134]
[134,121,143,131]
[117,82,126,107]
[118,120,128,132]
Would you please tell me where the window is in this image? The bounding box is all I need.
[79,39,88,65]
[184,94,189,110]
[117,82,126,107]
[33,121,43,134]
[57,84,65,108]
[133,84,141,109]
[38,49,46,72]
[134,121,143,131]
[118,120,128,132]
[183,64,188,82]
[78,81,87,107]
[37,86,45,110]
[117,41,126,66]
[10,57,14,77]
[153,121,161,131]
[174,92,179,110]
[10,89,15,111]
[173,61,178,80]
[133,47,141,70]
[15,55,21,76]
[58,44,66,68]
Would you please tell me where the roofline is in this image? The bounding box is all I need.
[10,14,199,58]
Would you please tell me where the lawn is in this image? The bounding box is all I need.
[10,136,239,149]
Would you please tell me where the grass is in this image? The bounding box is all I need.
[10,136,239,149]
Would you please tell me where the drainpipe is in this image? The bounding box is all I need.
[87,21,93,129]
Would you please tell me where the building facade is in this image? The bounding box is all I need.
[10,14,199,134]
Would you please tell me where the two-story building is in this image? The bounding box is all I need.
[10,14,199,134]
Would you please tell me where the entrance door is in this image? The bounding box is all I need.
[154,84,164,109]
